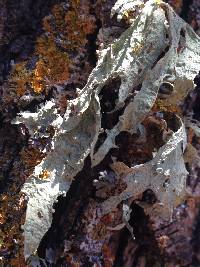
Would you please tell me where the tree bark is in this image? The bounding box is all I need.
[1,1,200,266]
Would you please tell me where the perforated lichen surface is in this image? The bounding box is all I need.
[13,0,200,262]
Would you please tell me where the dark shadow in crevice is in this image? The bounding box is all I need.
[99,76,122,129]
[37,150,114,266]
[37,157,94,259]
[20,88,54,112]
[86,18,102,67]
[180,0,192,22]
[113,204,163,267]
[94,81,142,155]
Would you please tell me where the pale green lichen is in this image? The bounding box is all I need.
[13,0,200,261]
[101,116,188,221]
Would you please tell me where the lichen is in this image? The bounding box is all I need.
[0,191,27,267]
[13,0,200,262]
[10,0,96,95]
[100,116,188,220]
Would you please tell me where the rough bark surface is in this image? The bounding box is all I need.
[1,1,200,267]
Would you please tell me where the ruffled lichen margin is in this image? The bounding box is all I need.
[13,0,200,261]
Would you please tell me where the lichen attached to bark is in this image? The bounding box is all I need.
[13,0,200,261]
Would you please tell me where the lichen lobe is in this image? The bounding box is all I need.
[13,0,200,260]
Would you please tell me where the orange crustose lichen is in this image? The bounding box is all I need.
[152,98,181,114]
[10,0,95,95]
[39,169,51,180]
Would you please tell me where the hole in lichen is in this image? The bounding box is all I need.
[99,76,122,130]
[177,28,186,53]
[163,112,181,132]
[180,28,186,38]
[112,111,172,167]
[114,131,153,167]
[100,77,121,112]
[142,189,157,204]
